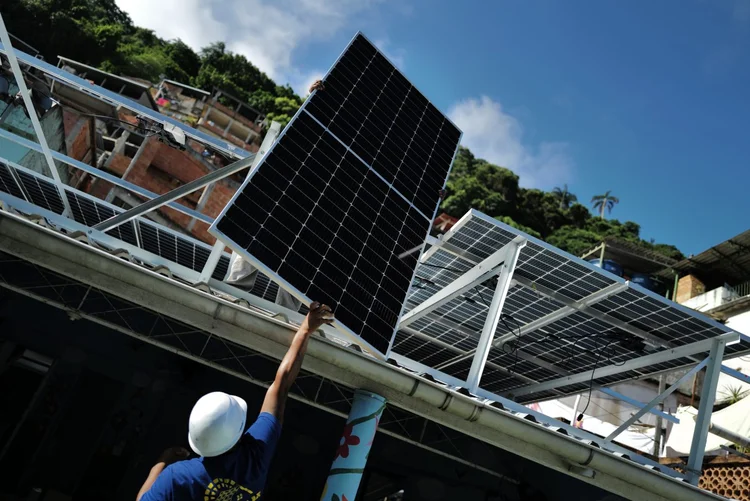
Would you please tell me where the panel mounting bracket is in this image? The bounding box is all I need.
[399,235,526,328]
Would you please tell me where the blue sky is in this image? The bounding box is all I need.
[117,0,750,255]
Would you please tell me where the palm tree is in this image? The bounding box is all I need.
[591,190,619,218]
[552,184,578,209]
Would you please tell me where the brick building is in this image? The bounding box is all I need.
[44,57,266,246]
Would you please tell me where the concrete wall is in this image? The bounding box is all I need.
[683,286,740,312]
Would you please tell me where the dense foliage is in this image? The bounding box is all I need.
[442,148,683,260]
[4,0,303,127]
[4,1,682,259]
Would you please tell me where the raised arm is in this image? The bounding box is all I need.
[261,302,333,422]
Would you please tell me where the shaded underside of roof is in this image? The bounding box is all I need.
[593,237,680,275]
[656,229,750,288]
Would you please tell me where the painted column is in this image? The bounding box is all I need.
[320,390,386,501]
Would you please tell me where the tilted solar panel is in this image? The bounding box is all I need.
[395,209,747,401]
[211,33,462,354]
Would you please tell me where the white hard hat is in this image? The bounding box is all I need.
[188,391,247,457]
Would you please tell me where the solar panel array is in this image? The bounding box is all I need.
[0,160,231,282]
[393,209,746,402]
[212,33,461,354]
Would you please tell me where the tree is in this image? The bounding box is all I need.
[591,190,619,218]
[441,147,520,218]
[496,216,541,239]
[552,184,578,209]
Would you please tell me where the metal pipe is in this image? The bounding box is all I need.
[702,420,750,449]
[0,14,74,217]
[92,152,255,232]
[605,358,709,442]
[654,375,665,456]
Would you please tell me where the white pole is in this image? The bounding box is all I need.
[0,13,73,217]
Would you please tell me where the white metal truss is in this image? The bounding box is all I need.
[0,41,247,160]
[506,332,738,398]
[400,236,526,327]
[686,338,727,485]
[425,226,750,390]
[0,128,213,225]
[0,15,73,217]
[466,237,525,393]
[604,358,709,442]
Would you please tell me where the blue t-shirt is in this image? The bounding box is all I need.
[141,413,281,501]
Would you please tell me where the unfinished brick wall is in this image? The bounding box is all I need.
[676,274,706,304]
[699,462,750,500]
[62,110,246,246]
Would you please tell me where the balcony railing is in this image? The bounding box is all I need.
[730,280,750,299]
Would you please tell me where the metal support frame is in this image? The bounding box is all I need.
[385,351,683,478]
[198,121,280,283]
[506,332,738,398]
[705,420,750,449]
[399,236,526,327]
[0,14,73,218]
[603,358,709,442]
[424,225,750,395]
[91,151,256,232]
[0,128,213,224]
[686,337,727,485]
[0,42,247,160]
[466,238,525,393]
[599,387,678,424]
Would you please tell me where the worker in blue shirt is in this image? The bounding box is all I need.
[136,301,334,501]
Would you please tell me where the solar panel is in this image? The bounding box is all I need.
[210,33,461,355]
[394,209,748,402]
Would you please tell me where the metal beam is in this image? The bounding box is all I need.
[399,237,524,327]
[0,130,213,225]
[467,238,525,393]
[398,327,542,386]
[721,365,750,385]
[599,387,679,425]
[92,153,255,232]
[705,420,750,449]
[505,332,739,398]
[0,15,74,218]
[495,282,628,348]
[0,42,247,160]
[603,360,707,441]
[686,338,726,485]
[512,276,671,349]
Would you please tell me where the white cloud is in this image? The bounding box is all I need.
[448,96,573,188]
[115,0,383,83]
[374,38,407,69]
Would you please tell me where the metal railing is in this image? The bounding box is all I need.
[730,280,750,299]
